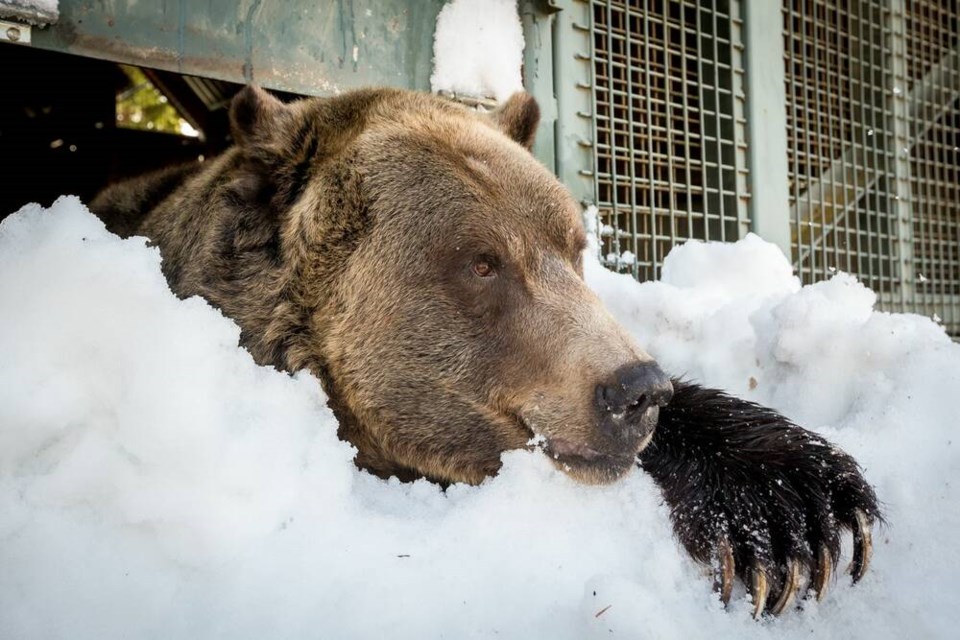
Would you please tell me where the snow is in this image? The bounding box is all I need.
[430,0,524,102]
[605,249,637,267]
[4,0,57,11]
[0,0,59,22]
[1,197,959,639]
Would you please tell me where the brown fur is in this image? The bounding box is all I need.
[91,87,881,611]
[91,86,653,485]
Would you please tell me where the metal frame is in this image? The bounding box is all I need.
[8,0,957,331]
[781,0,958,333]
[548,0,958,334]
[743,2,791,257]
[552,0,750,281]
[17,0,446,97]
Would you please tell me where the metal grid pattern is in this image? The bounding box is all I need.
[905,2,960,333]
[784,0,900,293]
[783,0,959,333]
[584,0,750,281]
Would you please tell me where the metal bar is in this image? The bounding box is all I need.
[833,1,855,273]
[661,1,678,256]
[811,0,827,281]
[553,0,595,204]
[828,2,846,274]
[786,5,803,270]
[624,4,636,279]
[641,3,657,278]
[852,0,868,281]
[604,1,623,269]
[888,0,915,311]
[949,102,960,332]
[29,0,446,97]
[931,52,948,322]
[866,0,881,293]
[730,2,750,240]
[711,3,726,241]
[915,0,934,319]
[520,0,560,172]
[680,1,696,245]
[695,0,709,240]
[800,0,815,282]
[936,10,958,330]
[878,1,893,300]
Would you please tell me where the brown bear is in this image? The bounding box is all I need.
[91,86,879,618]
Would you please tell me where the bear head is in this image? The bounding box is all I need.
[228,86,673,485]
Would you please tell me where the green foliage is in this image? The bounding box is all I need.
[116,66,198,137]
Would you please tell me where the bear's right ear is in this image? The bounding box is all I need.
[229,85,291,150]
[491,92,540,150]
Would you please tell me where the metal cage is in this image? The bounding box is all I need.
[554,0,750,281]
[544,0,958,335]
[783,0,960,333]
[8,0,957,332]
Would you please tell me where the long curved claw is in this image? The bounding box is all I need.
[750,563,769,620]
[713,538,735,606]
[770,559,802,615]
[849,508,873,583]
[812,544,833,602]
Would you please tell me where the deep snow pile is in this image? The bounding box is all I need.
[430,0,524,101]
[1,198,958,639]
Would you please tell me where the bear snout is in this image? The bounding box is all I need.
[595,361,673,436]
[591,361,672,455]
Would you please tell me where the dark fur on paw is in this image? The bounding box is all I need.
[638,380,880,617]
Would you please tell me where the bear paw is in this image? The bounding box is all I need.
[639,380,880,618]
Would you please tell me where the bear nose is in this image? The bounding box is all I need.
[595,362,674,421]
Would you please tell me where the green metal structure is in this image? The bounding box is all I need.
[3,0,957,333]
[20,0,445,95]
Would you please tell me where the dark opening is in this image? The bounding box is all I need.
[0,45,255,218]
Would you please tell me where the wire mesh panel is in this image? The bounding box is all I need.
[583,0,750,281]
[784,0,901,294]
[783,0,959,334]
[905,2,960,333]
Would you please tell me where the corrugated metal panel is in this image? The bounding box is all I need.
[22,0,444,97]
[181,76,234,111]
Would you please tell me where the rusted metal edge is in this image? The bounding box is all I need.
[0,2,59,27]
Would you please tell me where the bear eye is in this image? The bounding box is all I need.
[472,257,497,278]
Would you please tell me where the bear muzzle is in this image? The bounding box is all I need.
[517,362,673,484]
[541,437,640,484]
[595,361,673,443]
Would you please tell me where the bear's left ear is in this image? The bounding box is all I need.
[229,85,292,152]
[491,92,540,150]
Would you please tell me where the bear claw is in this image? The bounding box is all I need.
[849,508,873,583]
[770,558,802,615]
[713,513,876,616]
[639,381,880,618]
[750,563,769,620]
[812,544,833,602]
[714,537,735,606]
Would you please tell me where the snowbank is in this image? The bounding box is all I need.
[0,0,59,25]
[1,198,958,639]
[430,0,524,101]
